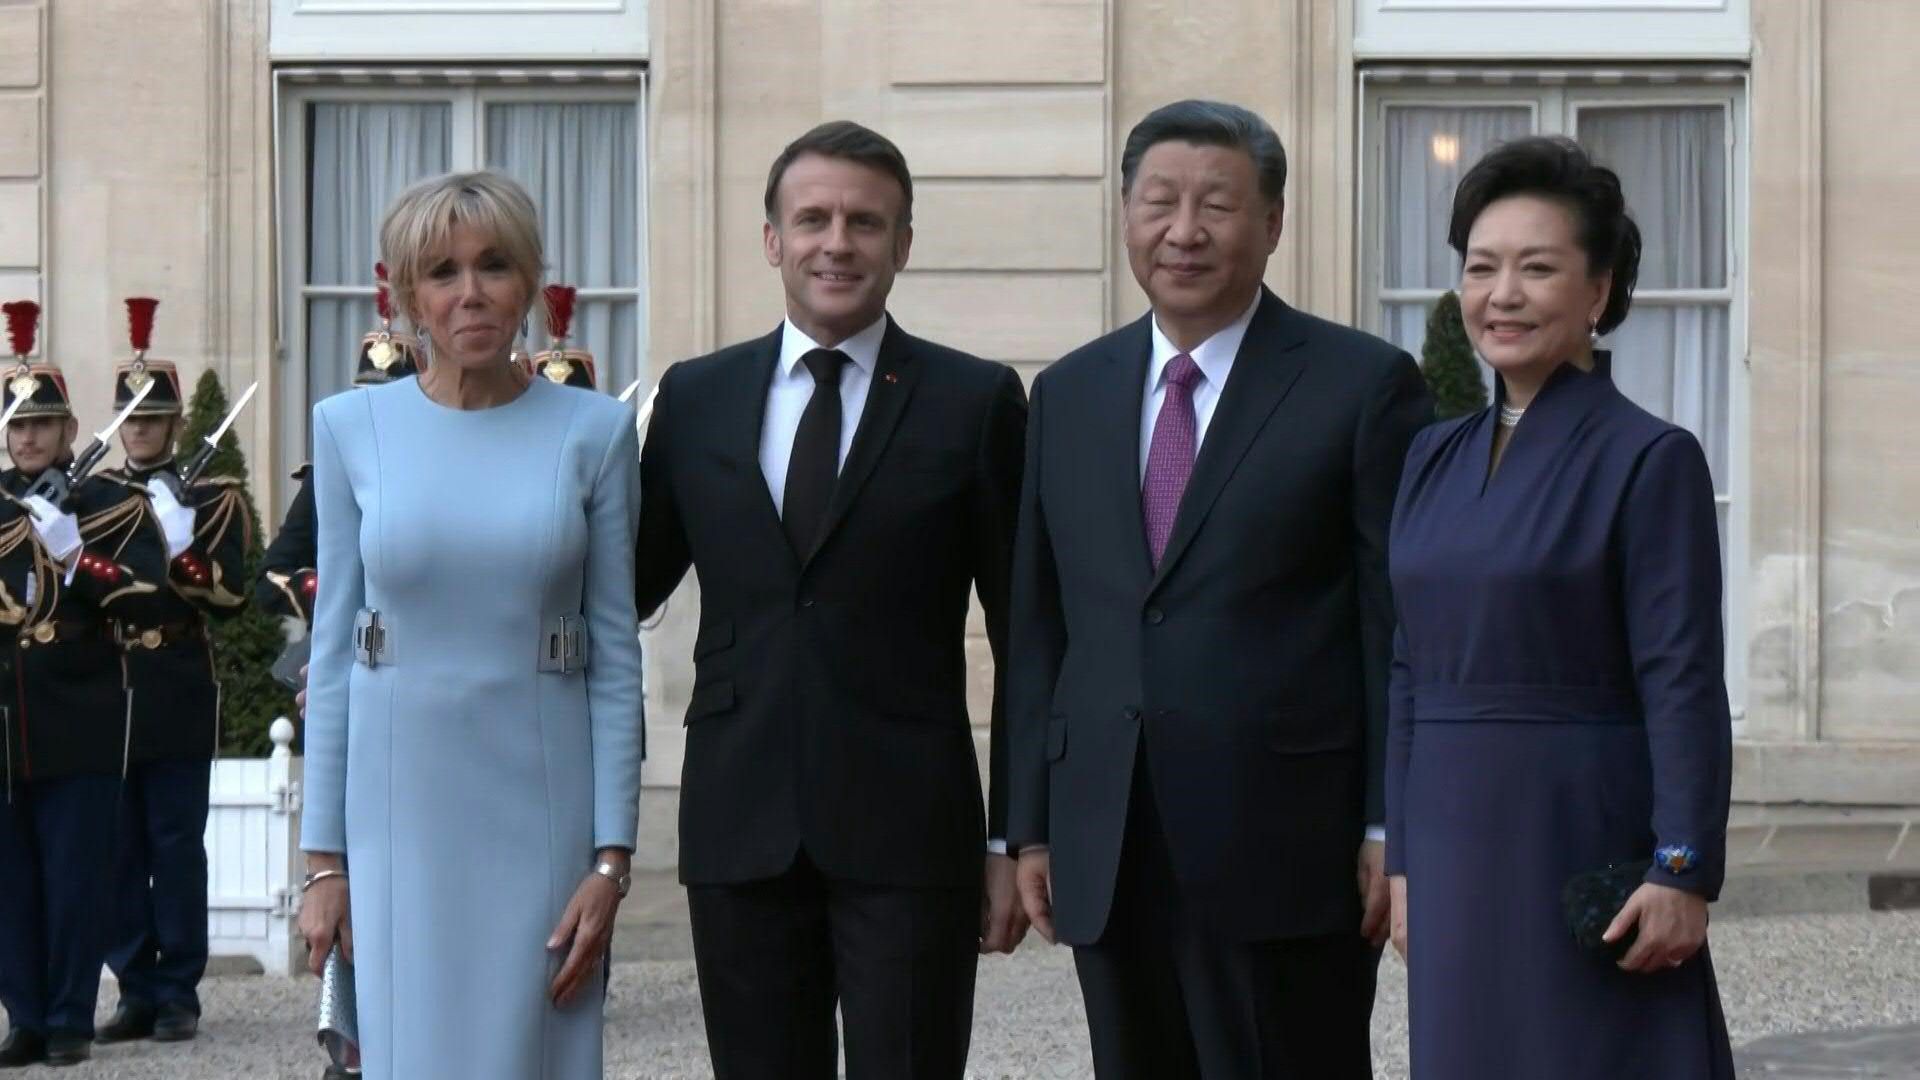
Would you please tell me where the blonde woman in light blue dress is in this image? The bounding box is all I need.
[296,171,644,1080]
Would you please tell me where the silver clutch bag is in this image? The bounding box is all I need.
[317,944,361,1072]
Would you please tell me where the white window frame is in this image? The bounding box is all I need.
[272,72,650,497]
[1353,0,1751,61]
[1358,72,1752,719]
[268,0,648,63]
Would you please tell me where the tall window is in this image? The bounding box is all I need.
[276,75,648,455]
[1362,71,1748,711]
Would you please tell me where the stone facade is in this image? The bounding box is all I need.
[14,2,1916,862]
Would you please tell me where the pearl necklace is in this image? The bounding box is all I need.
[1497,403,1526,428]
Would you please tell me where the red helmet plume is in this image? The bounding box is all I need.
[126,297,160,353]
[2,300,38,358]
[543,284,577,342]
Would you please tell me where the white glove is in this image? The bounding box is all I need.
[23,495,82,563]
[148,480,197,559]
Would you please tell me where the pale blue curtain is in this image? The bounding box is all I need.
[305,103,451,412]
[486,102,642,392]
[1379,105,1532,363]
[1583,106,1731,493]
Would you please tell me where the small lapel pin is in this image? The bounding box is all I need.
[883,371,899,384]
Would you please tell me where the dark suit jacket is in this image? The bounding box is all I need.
[636,317,1027,889]
[1005,287,1431,945]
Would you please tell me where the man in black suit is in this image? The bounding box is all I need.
[1007,100,1432,1078]
[635,121,1029,1080]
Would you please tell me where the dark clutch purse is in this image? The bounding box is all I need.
[1561,859,1651,960]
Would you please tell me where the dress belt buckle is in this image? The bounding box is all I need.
[139,628,162,649]
[539,615,588,675]
[31,623,56,645]
[353,608,392,668]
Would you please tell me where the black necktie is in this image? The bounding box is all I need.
[782,348,849,557]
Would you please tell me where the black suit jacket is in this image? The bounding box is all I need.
[637,318,1027,889]
[1006,288,1431,945]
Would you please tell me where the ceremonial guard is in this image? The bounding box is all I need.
[531,285,598,389]
[91,298,251,1045]
[256,270,420,625]
[0,302,137,1067]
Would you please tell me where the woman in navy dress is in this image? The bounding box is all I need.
[1384,137,1735,1078]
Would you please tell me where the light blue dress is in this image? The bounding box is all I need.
[300,375,644,1080]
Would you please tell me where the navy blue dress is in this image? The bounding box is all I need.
[1384,355,1735,1078]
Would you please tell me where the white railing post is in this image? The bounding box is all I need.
[267,717,304,975]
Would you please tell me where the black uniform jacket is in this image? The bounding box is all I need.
[80,459,250,763]
[1,464,134,787]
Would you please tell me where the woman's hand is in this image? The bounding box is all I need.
[1604,881,1708,974]
[1389,875,1409,962]
[299,859,352,977]
[547,853,626,1007]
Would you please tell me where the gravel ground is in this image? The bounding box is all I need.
[12,909,1918,1079]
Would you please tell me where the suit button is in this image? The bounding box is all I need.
[1122,707,1141,722]
[1144,607,1164,625]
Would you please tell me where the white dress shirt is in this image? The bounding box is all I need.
[759,315,886,512]
[1133,293,1389,845]
[1138,293,1262,480]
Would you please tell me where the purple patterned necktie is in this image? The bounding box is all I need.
[1142,353,1203,568]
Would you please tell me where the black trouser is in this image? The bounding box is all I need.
[687,852,979,1080]
[107,757,211,1016]
[1073,747,1379,1079]
[0,774,122,1037]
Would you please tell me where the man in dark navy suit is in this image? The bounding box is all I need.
[1006,100,1432,1078]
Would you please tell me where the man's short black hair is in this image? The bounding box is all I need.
[1447,135,1642,335]
[1120,100,1288,205]
[764,121,914,227]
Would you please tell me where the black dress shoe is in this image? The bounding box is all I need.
[95,1000,156,1043]
[0,1029,47,1067]
[151,1004,198,1042]
[42,1033,91,1067]
[322,1066,361,1079]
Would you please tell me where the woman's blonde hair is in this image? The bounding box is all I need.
[379,170,545,332]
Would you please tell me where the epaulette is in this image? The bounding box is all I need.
[191,484,250,541]
[77,495,148,534]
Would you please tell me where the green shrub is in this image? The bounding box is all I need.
[1421,291,1489,421]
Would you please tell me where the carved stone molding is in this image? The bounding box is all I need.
[205,1,277,486]
[1744,0,1824,743]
